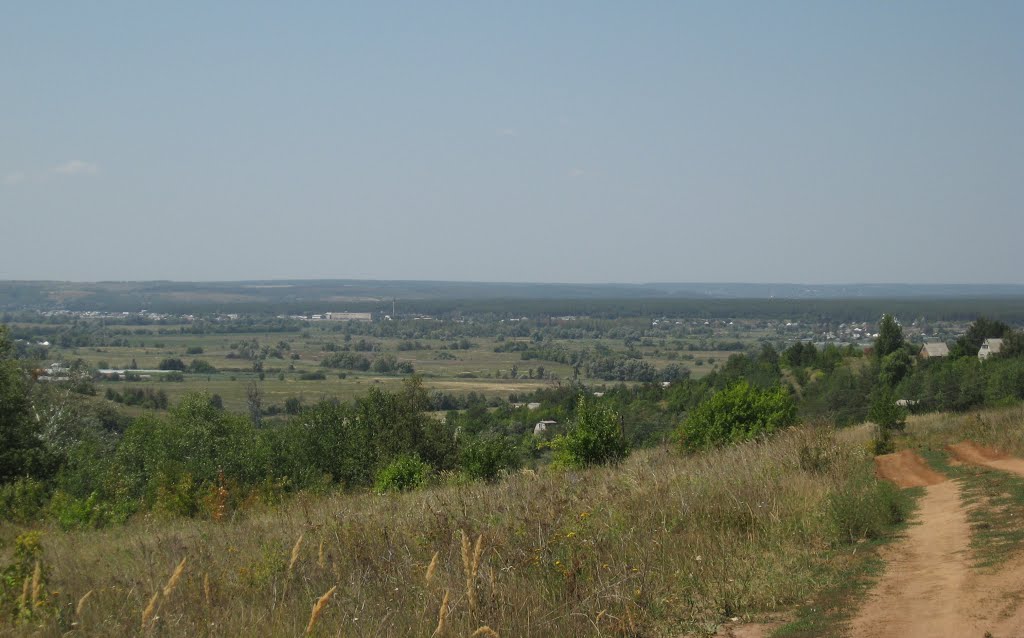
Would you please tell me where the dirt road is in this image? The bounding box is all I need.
[948,441,1024,476]
[848,449,1024,637]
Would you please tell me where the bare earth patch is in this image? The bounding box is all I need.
[947,441,1024,477]
[873,450,946,488]
[851,447,1024,637]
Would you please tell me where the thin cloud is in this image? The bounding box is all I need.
[2,171,26,186]
[568,168,585,178]
[53,160,99,176]
[496,128,518,137]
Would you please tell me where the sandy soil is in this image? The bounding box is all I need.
[849,449,1024,637]
[948,441,1024,476]
[874,450,946,488]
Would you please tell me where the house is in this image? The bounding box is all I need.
[533,420,558,436]
[919,342,949,359]
[979,338,1004,360]
[526,402,541,410]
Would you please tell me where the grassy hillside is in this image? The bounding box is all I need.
[0,427,906,637]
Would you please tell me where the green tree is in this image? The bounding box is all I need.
[679,381,797,450]
[949,317,1011,359]
[874,314,905,359]
[551,397,629,468]
[0,327,50,483]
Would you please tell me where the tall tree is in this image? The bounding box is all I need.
[874,314,905,359]
[0,326,49,483]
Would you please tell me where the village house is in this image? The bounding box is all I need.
[919,342,949,359]
[979,338,1004,360]
[533,420,558,436]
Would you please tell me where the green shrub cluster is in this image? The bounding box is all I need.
[679,381,797,450]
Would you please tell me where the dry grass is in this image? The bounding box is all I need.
[905,404,1024,454]
[1,426,887,636]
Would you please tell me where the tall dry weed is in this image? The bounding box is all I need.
[76,589,93,616]
[460,531,484,614]
[426,551,439,584]
[305,585,337,635]
[431,589,450,637]
[288,532,305,576]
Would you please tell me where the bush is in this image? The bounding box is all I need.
[374,455,432,493]
[869,387,907,431]
[551,397,629,469]
[299,371,326,381]
[47,490,132,530]
[188,359,218,374]
[0,477,49,523]
[157,358,187,371]
[679,381,797,450]
[459,434,521,481]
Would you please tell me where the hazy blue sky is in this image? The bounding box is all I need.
[2,2,1021,284]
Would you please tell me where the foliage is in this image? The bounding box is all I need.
[874,314,904,359]
[679,381,797,450]
[949,316,1011,359]
[374,454,432,493]
[551,397,629,468]
[459,433,521,481]
[868,387,907,431]
[0,326,51,484]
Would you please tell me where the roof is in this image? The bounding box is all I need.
[982,338,1004,352]
[921,342,949,357]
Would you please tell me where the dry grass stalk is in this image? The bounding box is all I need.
[162,557,187,598]
[141,592,159,631]
[425,551,439,584]
[470,627,499,638]
[304,585,337,635]
[431,589,450,637]
[460,531,484,613]
[19,576,29,610]
[76,589,94,615]
[317,538,326,569]
[203,573,212,607]
[30,560,42,606]
[288,532,305,576]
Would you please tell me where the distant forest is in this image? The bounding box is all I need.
[4,280,1024,322]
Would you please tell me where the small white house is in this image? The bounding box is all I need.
[533,420,557,436]
[979,338,1004,360]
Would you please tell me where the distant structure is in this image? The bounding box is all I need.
[919,342,950,359]
[979,338,1004,360]
[323,312,372,322]
[533,420,557,436]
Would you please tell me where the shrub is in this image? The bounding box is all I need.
[0,477,49,523]
[188,359,218,374]
[869,387,907,431]
[459,434,521,481]
[679,381,797,450]
[551,397,629,469]
[157,358,187,371]
[374,455,432,493]
[47,490,132,530]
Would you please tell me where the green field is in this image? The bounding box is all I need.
[15,319,775,413]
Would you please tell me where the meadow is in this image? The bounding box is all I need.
[0,425,905,637]
[38,322,755,413]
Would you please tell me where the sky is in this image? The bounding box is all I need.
[1,2,1022,284]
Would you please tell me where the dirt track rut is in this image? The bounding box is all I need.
[848,448,1024,637]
